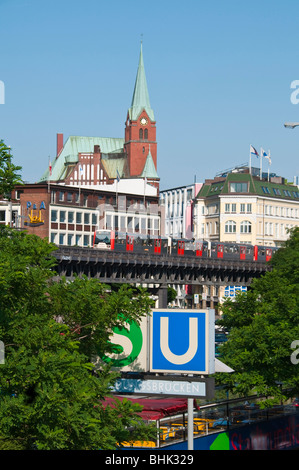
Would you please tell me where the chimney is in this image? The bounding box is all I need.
[56,133,64,158]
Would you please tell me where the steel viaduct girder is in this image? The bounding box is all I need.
[52,246,270,287]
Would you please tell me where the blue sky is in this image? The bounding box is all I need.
[1,0,299,190]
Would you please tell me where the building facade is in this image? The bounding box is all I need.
[194,167,299,247]
[4,183,161,247]
[159,183,202,239]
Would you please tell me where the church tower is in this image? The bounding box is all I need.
[124,43,158,187]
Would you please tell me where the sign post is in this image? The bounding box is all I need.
[99,308,216,450]
[188,398,194,450]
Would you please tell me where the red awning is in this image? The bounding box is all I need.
[102,396,193,421]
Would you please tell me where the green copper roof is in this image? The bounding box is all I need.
[197,172,299,201]
[128,43,155,122]
[39,136,125,182]
[141,148,158,179]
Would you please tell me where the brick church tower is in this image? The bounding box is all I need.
[124,43,158,186]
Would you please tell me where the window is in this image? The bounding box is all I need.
[51,210,57,222]
[247,204,252,213]
[67,234,73,245]
[59,191,64,201]
[83,235,89,246]
[106,214,112,229]
[225,203,230,213]
[67,192,72,202]
[230,182,248,193]
[50,233,57,243]
[240,221,252,233]
[84,213,90,224]
[59,233,65,245]
[0,210,5,222]
[240,203,245,213]
[144,128,148,140]
[76,212,82,224]
[231,203,236,213]
[92,213,97,225]
[225,220,236,233]
[68,212,74,223]
[262,186,271,194]
[139,128,143,139]
[75,234,81,245]
[60,211,66,223]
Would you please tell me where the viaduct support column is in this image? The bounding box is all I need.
[158,284,168,308]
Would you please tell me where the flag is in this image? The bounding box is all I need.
[79,164,83,175]
[262,149,271,165]
[250,145,259,157]
[116,169,120,182]
[48,157,52,176]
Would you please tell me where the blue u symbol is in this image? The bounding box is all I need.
[151,311,206,373]
[160,317,198,365]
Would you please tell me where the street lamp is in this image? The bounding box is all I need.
[284,122,299,128]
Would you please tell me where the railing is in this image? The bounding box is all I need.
[122,395,298,448]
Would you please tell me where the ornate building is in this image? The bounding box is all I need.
[1,44,163,247]
[39,43,159,191]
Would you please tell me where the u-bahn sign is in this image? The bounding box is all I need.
[150,309,215,375]
[100,309,215,376]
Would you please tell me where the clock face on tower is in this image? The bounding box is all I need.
[140,117,148,126]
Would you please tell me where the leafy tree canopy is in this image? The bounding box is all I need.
[0,226,155,449]
[216,227,299,405]
[0,140,22,198]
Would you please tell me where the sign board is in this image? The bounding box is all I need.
[99,315,148,372]
[111,376,214,398]
[99,309,215,376]
[224,285,247,298]
[150,309,215,375]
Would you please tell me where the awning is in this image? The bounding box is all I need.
[215,358,234,373]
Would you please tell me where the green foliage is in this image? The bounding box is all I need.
[216,227,299,403]
[0,226,156,449]
[0,140,22,198]
[167,287,177,304]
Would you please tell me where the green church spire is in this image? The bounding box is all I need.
[128,42,155,122]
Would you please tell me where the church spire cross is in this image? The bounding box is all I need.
[129,42,154,122]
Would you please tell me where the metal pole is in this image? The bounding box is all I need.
[188,398,194,450]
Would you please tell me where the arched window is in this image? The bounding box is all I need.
[240,220,252,233]
[139,128,143,139]
[144,128,148,140]
[225,220,236,233]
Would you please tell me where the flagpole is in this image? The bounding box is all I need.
[116,173,118,209]
[249,146,251,175]
[48,156,51,193]
[268,150,271,182]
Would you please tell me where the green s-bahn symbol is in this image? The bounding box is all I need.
[101,318,143,368]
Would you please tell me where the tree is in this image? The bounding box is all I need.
[216,227,299,405]
[167,287,177,305]
[0,140,23,226]
[0,227,155,449]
